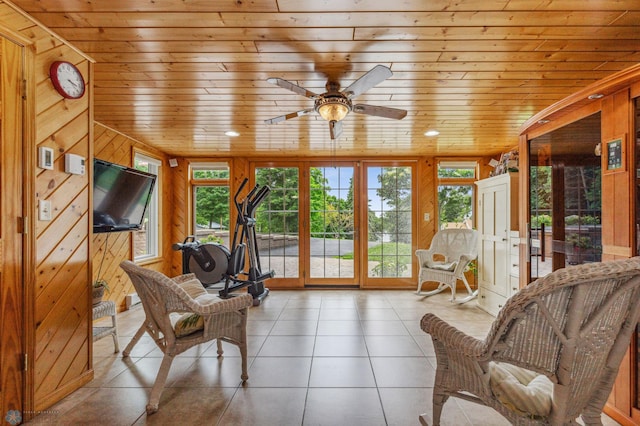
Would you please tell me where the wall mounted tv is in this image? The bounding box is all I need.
[93,158,157,233]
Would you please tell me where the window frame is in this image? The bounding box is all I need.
[436,160,478,230]
[133,152,162,262]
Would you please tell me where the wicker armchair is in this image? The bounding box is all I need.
[419,257,640,425]
[415,229,479,303]
[119,260,252,414]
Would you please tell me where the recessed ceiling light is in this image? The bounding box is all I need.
[537,119,550,124]
[424,130,440,137]
[225,130,240,137]
[588,93,604,100]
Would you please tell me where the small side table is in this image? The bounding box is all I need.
[92,300,120,353]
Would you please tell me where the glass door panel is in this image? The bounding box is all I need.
[254,167,300,279]
[528,112,602,280]
[365,165,413,279]
[307,165,357,284]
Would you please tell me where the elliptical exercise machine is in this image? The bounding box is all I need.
[172,178,274,306]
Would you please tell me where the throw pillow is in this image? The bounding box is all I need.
[489,361,553,417]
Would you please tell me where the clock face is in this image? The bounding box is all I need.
[49,61,85,99]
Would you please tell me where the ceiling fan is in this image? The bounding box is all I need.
[264,65,407,140]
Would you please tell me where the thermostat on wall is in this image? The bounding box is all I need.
[39,147,54,170]
[65,153,85,175]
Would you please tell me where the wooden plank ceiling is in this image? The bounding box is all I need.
[13,0,640,157]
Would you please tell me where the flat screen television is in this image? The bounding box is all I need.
[93,158,157,233]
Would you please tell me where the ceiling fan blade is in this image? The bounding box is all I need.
[329,120,343,140]
[266,77,319,99]
[343,65,393,98]
[352,104,407,120]
[264,108,314,125]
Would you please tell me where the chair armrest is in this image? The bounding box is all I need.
[421,313,487,358]
[416,248,437,266]
[172,273,196,284]
[453,253,476,276]
[191,293,253,315]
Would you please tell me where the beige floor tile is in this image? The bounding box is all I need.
[379,387,472,426]
[309,357,375,387]
[279,307,320,321]
[270,319,318,335]
[371,357,436,388]
[318,307,360,320]
[168,356,250,388]
[133,387,236,425]
[246,357,311,387]
[313,335,368,356]
[218,387,307,425]
[258,335,315,356]
[361,319,410,335]
[304,388,386,425]
[357,308,400,320]
[365,335,424,357]
[316,320,363,335]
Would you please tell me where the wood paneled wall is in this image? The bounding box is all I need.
[93,123,172,311]
[0,0,95,414]
[519,65,640,426]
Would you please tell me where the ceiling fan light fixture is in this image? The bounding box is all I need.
[315,96,352,122]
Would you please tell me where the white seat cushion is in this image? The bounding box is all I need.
[424,260,458,271]
[489,361,553,417]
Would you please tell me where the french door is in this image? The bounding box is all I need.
[252,161,414,288]
[305,163,359,286]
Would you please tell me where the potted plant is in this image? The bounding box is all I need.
[565,233,591,265]
[92,278,110,305]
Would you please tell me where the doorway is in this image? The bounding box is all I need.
[0,36,25,421]
[528,112,602,280]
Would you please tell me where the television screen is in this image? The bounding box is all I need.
[93,159,157,233]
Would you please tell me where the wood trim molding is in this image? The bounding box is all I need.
[520,63,640,136]
[602,245,633,258]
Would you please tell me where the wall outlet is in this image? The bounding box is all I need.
[39,200,52,221]
[424,212,430,221]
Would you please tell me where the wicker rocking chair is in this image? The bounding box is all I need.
[415,229,479,303]
[420,257,640,425]
[120,260,252,414]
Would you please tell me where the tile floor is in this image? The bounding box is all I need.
[29,290,620,425]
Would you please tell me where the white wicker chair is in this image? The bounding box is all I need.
[420,257,640,425]
[120,260,252,414]
[415,229,479,303]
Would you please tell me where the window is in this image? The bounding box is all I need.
[437,161,477,230]
[133,153,161,260]
[192,162,229,180]
[191,162,230,246]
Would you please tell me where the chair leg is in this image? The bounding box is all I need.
[416,281,448,297]
[581,410,604,425]
[451,276,478,304]
[111,314,120,353]
[432,392,449,426]
[122,325,146,357]
[239,339,248,382]
[216,339,223,357]
[147,354,174,414]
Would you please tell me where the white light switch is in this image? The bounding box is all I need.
[39,200,52,221]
